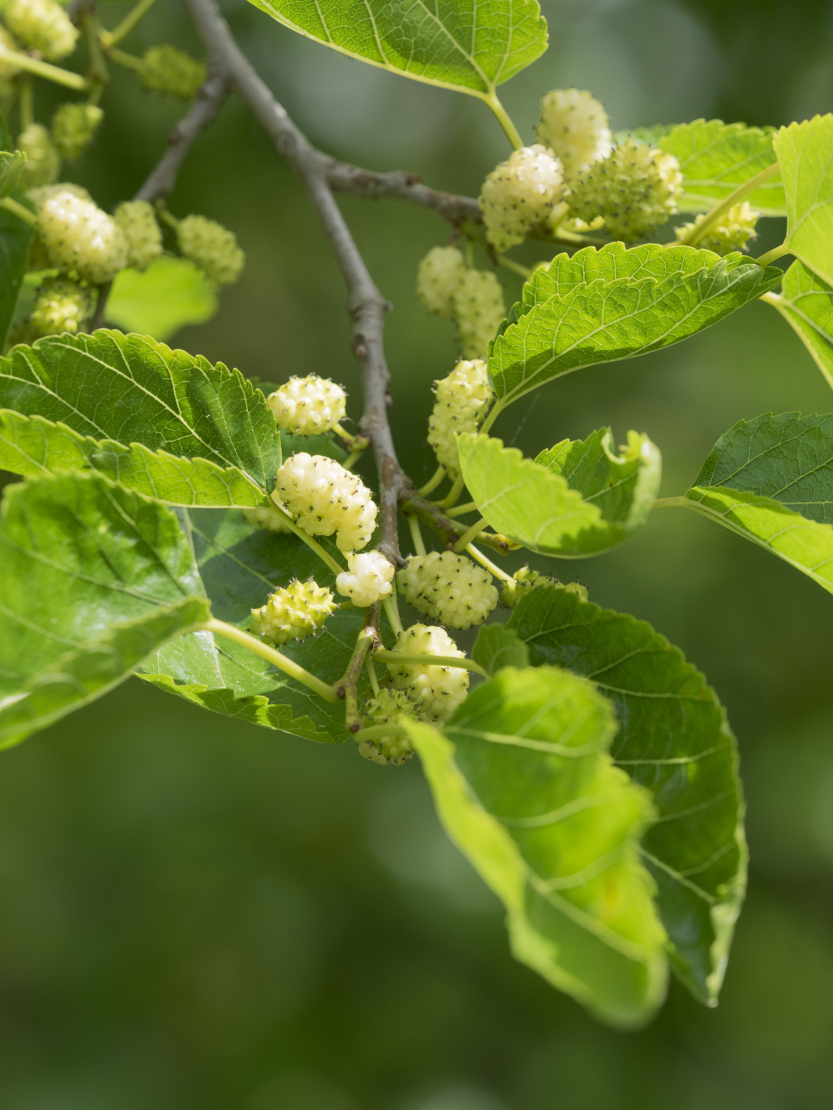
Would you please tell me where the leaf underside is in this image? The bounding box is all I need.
[774,114,833,289]
[507,586,746,1006]
[405,665,668,1028]
[106,256,219,342]
[768,260,833,390]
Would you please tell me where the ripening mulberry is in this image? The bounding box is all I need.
[500,566,589,608]
[452,269,506,360]
[39,190,128,284]
[359,688,417,765]
[250,578,336,646]
[114,200,163,272]
[568,139,683,241]
[398,551,498,629]
[336,550,395,606]
[276,452,377,552]
[267,375,347,436]
[427,358,493,476]
[674,201,759,256]
[536,89,612,180]
[51,103,103,161]
[4,0,78,61]
[17,123,60,188]
[30,276,92,335]
[138,45,206,100]
[479,145,564,253]
[177,214,245,286]
[242,505,293,533]
[416,246,466,318]
[28,181,91,209]
[0,27,21,80]
[386,624,469,722]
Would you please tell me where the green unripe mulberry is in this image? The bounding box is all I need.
[4,0,78,61]
[568,138,683,242]
[452,269,506,360]
[139,45,206,100]
[427,358,493,477]
[114,200,163,271]
[416,245,466,318]
[250,578,336,645]
[30,276,92,336]
[177,214,245,286]
[51,103,103,161]
[17,123,60,188]
[674,201,759,256]
[500,566,589,609]
[359,688,416,765]
[398,550,498,629]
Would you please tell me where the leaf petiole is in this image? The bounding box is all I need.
[452,516,489,551]
[465,542,514,584]
[418,466,446,497]
[0,196,37,228]
[676,161,782,248]
[407,513,427,556]
[482,91,523,150]
[374,650,489,678]
[102,0,161,47]
[756,243,791,267]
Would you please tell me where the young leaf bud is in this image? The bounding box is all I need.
[114,200,163,272]
[51,103,103,161]
[177,214,245,286]
[336,550,394,607]
[398,550,498,629]
[452,269,506,360]
[536,89,612,180]
[568,139,683,242]
[674,201,760,256]
[17,123,60,188]
[4,0,78,61]
[416,246,466,318]
[250,578,336,646]
[138,45,206,100]
[276,452,377,552]
[30,276,92,336]
[500,566,589,609]
[427,358,493,477]
[479,145,564,253]
[267,374,347,435]
[242,505,293,533]
[386,623,469,722]
[39,190,129,284]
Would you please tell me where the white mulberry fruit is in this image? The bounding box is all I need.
[138,45,206,100]
[250,578,336,646]
[114,200,163,272]
[28,181,91,209]
[386,624,469,722]
[4,0,78,61]
[568,138,683,242]
[242,505,293,533]
[267,374,347,436]
[536,89,612,180]
[674,201,759,256]
[452,269,506,360]
[177,214,244,286]
[427,358,493,476]
[51,103,103,161]
[398,551,498,629]
[336,550,394,607]
[276,452,377,552]
[17,123,60,188]
[480,145,564,253]
[416,246,466,318]
[39,190,128,284]
[30,276,92,335]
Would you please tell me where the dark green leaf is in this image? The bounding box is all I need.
[774,114,833,287]
[507,586,746,1006]
[405,666,668,1028]
[471,623,529,673]
[247,0,548,96]
[0,190,35,351]
[106,256,219,342]
[0,472,211,747]
[767,260,833,389]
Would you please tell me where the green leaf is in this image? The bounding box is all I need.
[767,260,833,390]
[458,429,660,557]
[683,411,833,594]
[489,255,781,407]
[0,190,35,351]
[507,586,746,1006]
[0,150,26,198]
[0,330,280,497]
[404,666,667,1028]
[106,256,219,342]
[471,623,529,674]
[246,0,548,97]
[657,119,784,215]
[0,472,211,748]
[774,114,833,287]
[138,507,367,744]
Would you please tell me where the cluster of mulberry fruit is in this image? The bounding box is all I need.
[427,358,493,476]
[674,201,759,255]
[3,0,77,61]
[416,247,506,359]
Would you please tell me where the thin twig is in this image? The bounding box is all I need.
[320,157,482,224]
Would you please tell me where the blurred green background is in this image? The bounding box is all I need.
[2,0,833,1106]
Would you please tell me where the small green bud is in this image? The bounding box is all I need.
[674,201,759,256]
[250,578,336,646]
[114,200,163,272]
[139,45,206,100]
[500,566,588,609]
[416,246,466,318]
[4,0,78,61]
[177,214,245,286]
[30,276,92,336]
[51,103,103,161]
[452,269,506,360]
[17,123,61,188]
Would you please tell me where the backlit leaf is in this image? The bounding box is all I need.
[471,623,529,674]
[774,114,833,287]
[766,260,833,390]
[106,256,219,342]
